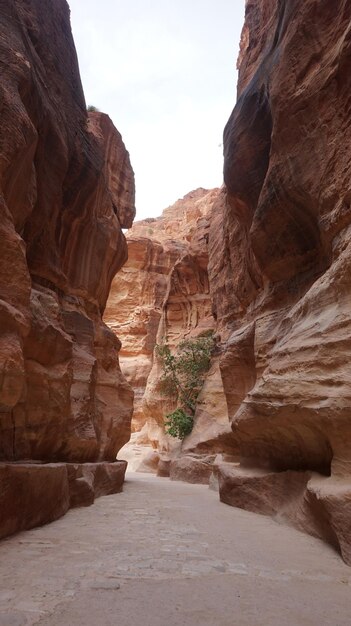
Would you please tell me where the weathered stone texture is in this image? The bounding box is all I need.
[210,0,351,564]
[105,188,237,470]
[0,0,134,535]
[170,455,214,485]
[0,460,127,538]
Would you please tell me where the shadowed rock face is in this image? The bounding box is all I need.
[211,0,351,564]
[0,0,134,535]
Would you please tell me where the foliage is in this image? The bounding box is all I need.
[87,104,99,112]
[164,409,194,440]
[155,333,215,439]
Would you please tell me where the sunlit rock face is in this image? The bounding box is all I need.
[104,228,180,436]
[211,0,351,564]
[105,188,237,472]
[0,0,134,536]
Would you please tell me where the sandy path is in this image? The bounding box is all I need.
[0,473,350,626]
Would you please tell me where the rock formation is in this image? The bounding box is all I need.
[0,0,134,537]
[211,0,351,565]
[104,188,237,477]
[104,0,351,567]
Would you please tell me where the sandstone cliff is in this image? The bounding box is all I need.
[211,0,351,565]
[0,0,135,536]
[104,188,237,473]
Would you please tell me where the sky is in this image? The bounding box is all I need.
[68,0,245,220]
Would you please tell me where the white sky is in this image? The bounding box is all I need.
[68,0,245,219]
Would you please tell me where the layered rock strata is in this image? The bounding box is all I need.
[211,0,351,564]
[0,0,134,536]
[105,189,237,477]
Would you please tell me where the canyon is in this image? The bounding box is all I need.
[104,186,237,479]
[0,0,350,593]
[107,0,351,567]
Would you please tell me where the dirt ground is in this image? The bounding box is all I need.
[0,473,350,626]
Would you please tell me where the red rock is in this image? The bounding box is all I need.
[0,461,127,538]
[105,189,234,463]
[67,461,127,508]
[208,0,351,564]
[182,359,238,457]
[306,477,351,567]
[170,455,215,485]
[0,463,70,539]
[217,463,351,566]
[0,0,134,535]
[132,450,160,474]
[157,458,172,478]
[218,464,312,517]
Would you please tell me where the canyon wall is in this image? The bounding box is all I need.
[0,0,135,537]
[105,189,237,475]
[212,0,351,564]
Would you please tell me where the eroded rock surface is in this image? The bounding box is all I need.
[0,0,134,536]
[210,0,351,564]
[105,189,236,473]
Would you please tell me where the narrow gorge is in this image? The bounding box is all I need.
[1,0,351,614]
[107,0,351,567]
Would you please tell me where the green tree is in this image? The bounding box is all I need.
[155,333,215,439]
[164,408,193,440]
